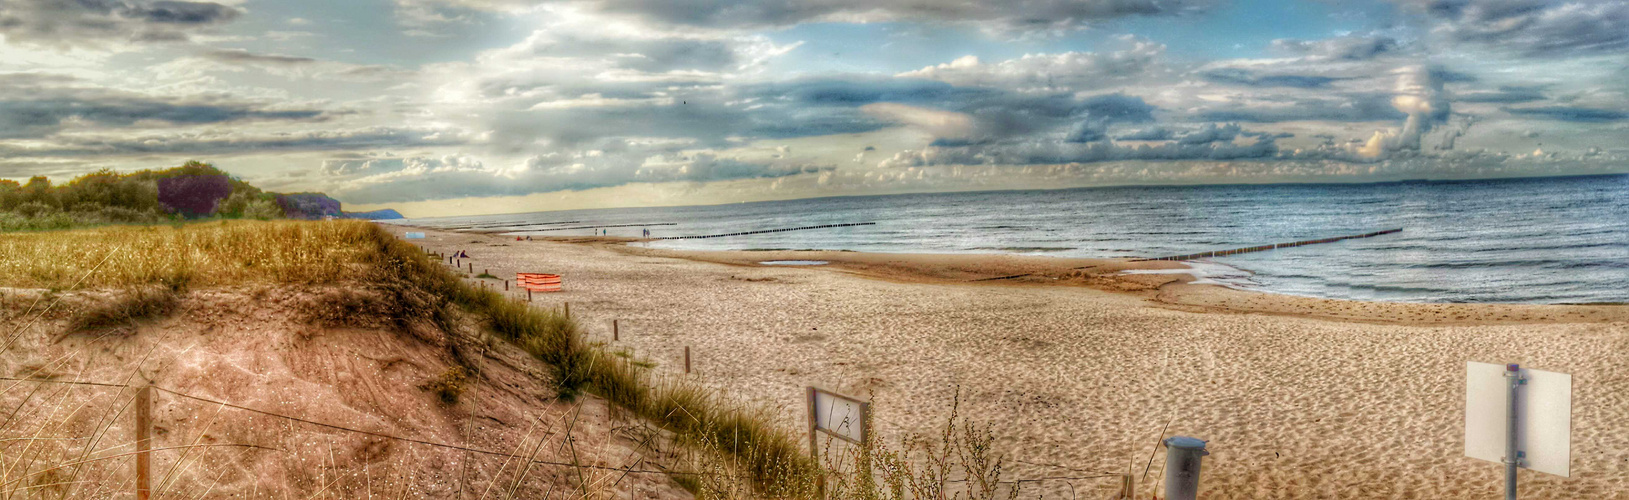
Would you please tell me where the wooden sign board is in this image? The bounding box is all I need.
[808,387,869,445]
[1465,361,1572,477]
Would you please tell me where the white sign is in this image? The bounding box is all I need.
[405,232,426,239]
[810,387,869,444]
[1465,361,1572,477]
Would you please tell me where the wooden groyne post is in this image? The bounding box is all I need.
[1136,228,1401,261]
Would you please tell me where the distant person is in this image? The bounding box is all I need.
[526,236,532,241]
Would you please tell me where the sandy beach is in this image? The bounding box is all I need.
[392,225,1629,498]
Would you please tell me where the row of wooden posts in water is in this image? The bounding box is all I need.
[1136,228,1403,262]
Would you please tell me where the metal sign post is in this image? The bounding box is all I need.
[1466,362,1573,499]
[807,386,871,498]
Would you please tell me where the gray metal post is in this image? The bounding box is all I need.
[1162,436,1207,500]
[1505,363,1521,500]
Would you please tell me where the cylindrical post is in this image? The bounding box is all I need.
[469,263,473,273]
[1506,363,1521,500]
[484,268,488,275]
[527,290,533,302]
[504,280,509,291]
[613,320,619,341]
[1162,436,1207,500]
[564,302,570,318]
[684,346,691,374]
[806,387,822,498]
[135,385,152,500]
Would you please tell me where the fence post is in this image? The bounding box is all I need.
[135,385,152,500]
[684,346,691,374]
[1162,436,1208,500]
[613,320,618,341]
[564,302,570,319]
[504,279,509,291]
[469,263,473,273]
[527,290,533,302]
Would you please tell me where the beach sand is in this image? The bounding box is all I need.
[395,227,1629,498]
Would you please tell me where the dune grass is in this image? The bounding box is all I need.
[1,220,1032,498]
[0,220,818,495]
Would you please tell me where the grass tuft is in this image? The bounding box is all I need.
[66,285,181,333]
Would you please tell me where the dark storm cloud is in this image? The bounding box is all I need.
[0,0,240,46]
[0,74,334,139]
[1410,0,1629,57]
[1200,68,1344,89]
[1503,106,1629,122]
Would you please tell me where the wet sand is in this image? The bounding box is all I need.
[394,227,1629,499]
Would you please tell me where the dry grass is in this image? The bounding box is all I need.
[0,220,382,290]
[65,285,180,333]
[1,220,1019,498]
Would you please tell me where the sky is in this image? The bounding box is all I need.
[1,0,1627,217]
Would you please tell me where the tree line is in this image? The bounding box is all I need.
[1,161,284,231]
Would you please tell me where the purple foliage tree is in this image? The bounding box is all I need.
[157,174,232,218]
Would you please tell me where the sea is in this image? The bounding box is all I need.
[391,174,1629,304]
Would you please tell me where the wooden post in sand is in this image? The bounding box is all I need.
[684,346,691,374]
[504,279,509,291]
[527,290,533,302]
[564,302,570,319]
[468,263,473,273]
[612,320,618,341]
[135,385,152,500]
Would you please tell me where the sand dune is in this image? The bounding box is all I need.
[401,227,1629,499]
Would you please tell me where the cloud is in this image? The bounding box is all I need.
[879,128,1286,167]
[860,103,976,140]
[201,48,317,66]
[0,0,241,47]
[0,126,470,157]
[1456,85,1546,103]
[897,37,1166,92]
[1271,35,1400,61]
[323,143,830,203]
[1353,65,1451,157]
[1116,127,1174,141]
[1503,106,1629,122]
[1195,94,1405,123]
[1409,0,1629,57]
[0,73,335,139]
[577,0,1205,30]
[1199,68,1344,88]
[1175,123,1241,144]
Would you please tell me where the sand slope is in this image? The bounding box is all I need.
[0,286,691,499]
[404,227,1629,499]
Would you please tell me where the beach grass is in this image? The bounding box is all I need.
[0,220,819,496]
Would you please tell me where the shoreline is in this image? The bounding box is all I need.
[528,234,1628,326]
